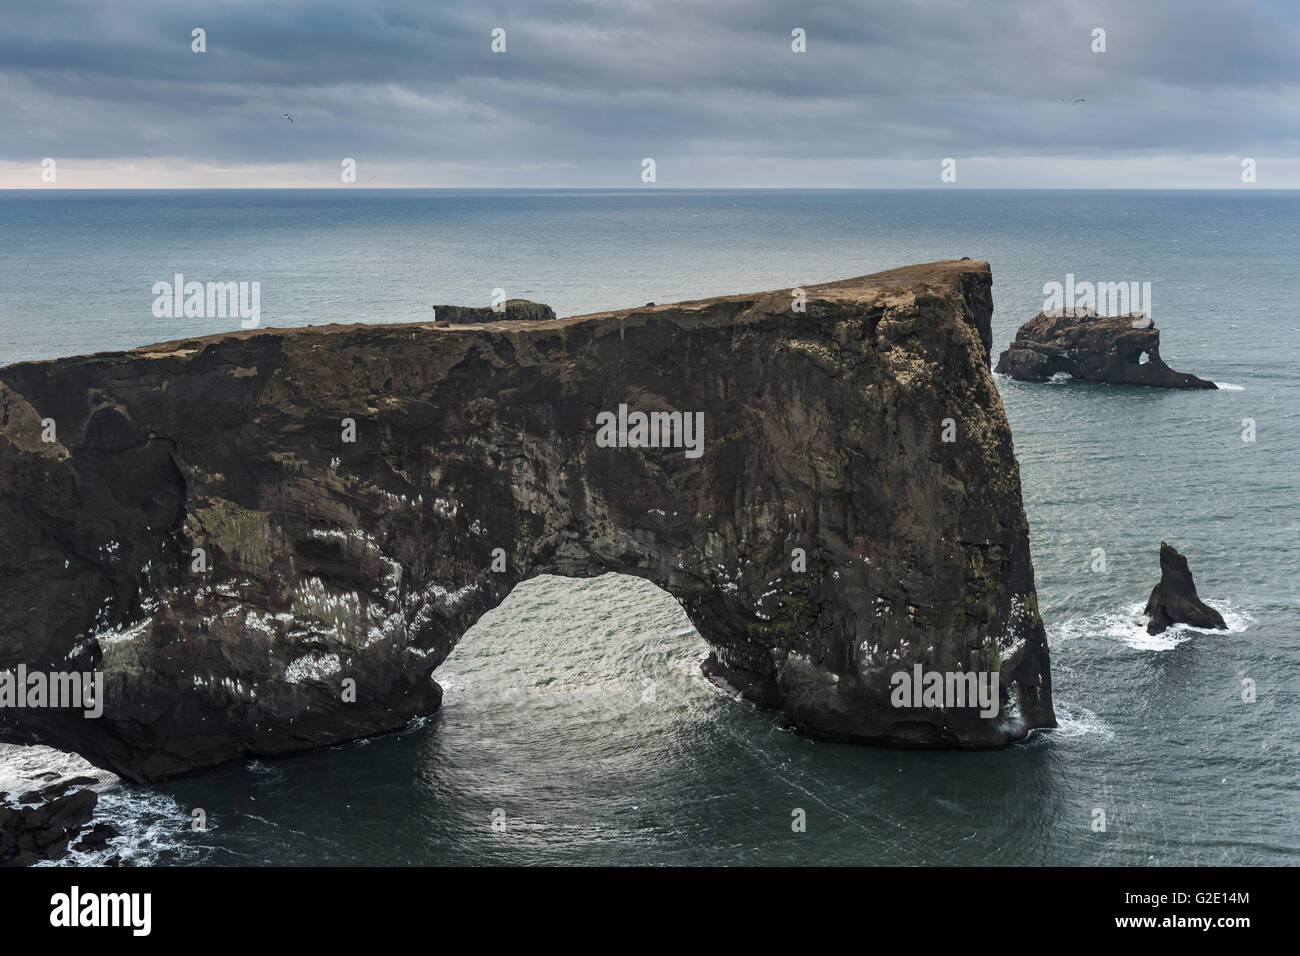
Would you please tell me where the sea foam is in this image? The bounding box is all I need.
[1049,601,1252,652]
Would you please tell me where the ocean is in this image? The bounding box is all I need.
[1,189,1296,865]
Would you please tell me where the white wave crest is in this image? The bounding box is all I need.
[1,743,204,866]
[1048,702,1115,741]
[1049,601,1252,651]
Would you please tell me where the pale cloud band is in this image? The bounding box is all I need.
[2,0,1296,188]
[4,156,1297,190]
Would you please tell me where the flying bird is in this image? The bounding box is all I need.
[1060,98,1086,105]
[282,113,294,123]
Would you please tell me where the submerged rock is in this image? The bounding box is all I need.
[0,259,1055,781]
[16,775,99,804]
[995,308,1216,388]
[431,299,555,323]
[1145,542,1227,635]
[71,821,121,854]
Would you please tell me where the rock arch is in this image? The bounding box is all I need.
[0,260,1055,782]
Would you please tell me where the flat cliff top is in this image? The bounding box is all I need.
[3,259,991,371]
[1012,308,1153,340]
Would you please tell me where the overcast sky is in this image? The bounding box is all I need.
[2,0,1297,188]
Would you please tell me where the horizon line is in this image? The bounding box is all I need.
[1,185,1294,192]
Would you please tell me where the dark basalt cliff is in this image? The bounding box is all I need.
[1145,542,1227,635]
[0,260,1055,782]
[995,308,1216,388]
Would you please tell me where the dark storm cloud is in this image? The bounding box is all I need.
[1,0,1296,170]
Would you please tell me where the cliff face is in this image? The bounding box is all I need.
[0,260,1055,782]
[995,308,1216,388]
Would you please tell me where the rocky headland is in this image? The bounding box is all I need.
[0,259,1055,781]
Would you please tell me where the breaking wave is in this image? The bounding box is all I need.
[1049,702,1115,741]
[1048,601,1252,651]
[1,743,200,867]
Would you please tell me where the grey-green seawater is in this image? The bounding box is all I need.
[1,189,1295,865]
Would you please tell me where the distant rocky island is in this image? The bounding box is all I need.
[996,308,1216,388]
[0,260,1055,783]
[431,299,556,324]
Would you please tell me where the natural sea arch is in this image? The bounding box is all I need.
[0,261,1055,781]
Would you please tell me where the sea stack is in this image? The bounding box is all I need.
[995,308,1216,388]
[0,260,1055,781]
[1145,542,1227,635]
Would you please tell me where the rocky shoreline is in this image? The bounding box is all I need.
[0,779,119,867]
